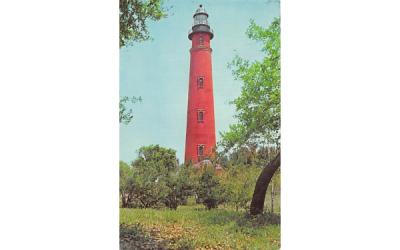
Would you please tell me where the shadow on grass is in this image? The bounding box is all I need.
[196,208,280,228]
[236,212,280,227]
[195,209,240,225]
[120,224,167,250]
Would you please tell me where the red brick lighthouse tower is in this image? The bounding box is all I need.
[184,4,216,164]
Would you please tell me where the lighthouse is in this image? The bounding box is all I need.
[184,5,216,164]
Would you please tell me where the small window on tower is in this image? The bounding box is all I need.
[197,145,205,156]
[199,36,204,45]
[197,76,204,88]
[197,110,204,123]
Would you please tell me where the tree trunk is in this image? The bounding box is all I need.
[250,151,280,215]
[271,183,275,213]
[121,192,128,208]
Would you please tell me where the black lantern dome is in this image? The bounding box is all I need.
[188,4,214,40]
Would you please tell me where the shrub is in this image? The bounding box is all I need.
[130,161,169,208]
[164,167,195,209]
[195,166,225,209]
[120,161,135,208]
[221,165,260,211]
[120,145,195,209]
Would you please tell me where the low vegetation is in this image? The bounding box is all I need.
[120,145,280,213]
[120,144,280,249]
[120,205,280,250]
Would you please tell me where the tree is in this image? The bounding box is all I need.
[119,145,194,209]
[133,144,178,170]
[120,161,134,208]
[221,165,260,211]
[195,166,225,209]
[221,18,281,215]
[129,145,178,207]
[120,1,167,124]
[222,18,280,150]
[131,161,169,208]
[249,152,280,215]
[164,167,195,209]
[120,0,167,47]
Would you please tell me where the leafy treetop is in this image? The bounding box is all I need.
[133,144,178,170]
[221,18,280,152]
[120,0,167,47]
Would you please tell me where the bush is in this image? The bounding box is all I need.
[120,145,195,209]
[120,161,134,208]
[195,166,225,209]
[130,161,169,208]
[221,165,260,211]
[164,167,195,209]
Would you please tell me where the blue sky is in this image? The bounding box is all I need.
[120,0,279,164]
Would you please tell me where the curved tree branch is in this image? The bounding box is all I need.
[250,151,280,215]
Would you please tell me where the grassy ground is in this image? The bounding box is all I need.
[120,205,280,250]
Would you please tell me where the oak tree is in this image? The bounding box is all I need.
[221,18,281,215]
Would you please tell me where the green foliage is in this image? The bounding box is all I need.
[119,0,167,47]
[129,145,177,208]
[218,19,281,215]
[120,161,132,193]
[120,96,142,125]
[266,168,281,213]
[120,161,135,208]
[195,167,225,209]
[164,167,195,210]
[221,165,260,211]
[133,144,178,169]
[228,145,258,166]
[120,145,194,209]
[131,161,169,208]
[221,18,281,152]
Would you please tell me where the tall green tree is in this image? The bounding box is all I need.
[221,18,281,215]
[119,0,167,47]
[222,18,280,150]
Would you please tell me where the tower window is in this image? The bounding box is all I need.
[197,110,204,123]
[197,144,205,156]
[199,36,204,45]
[197,76,204,88]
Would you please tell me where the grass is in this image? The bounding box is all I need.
[120,204,280,250]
